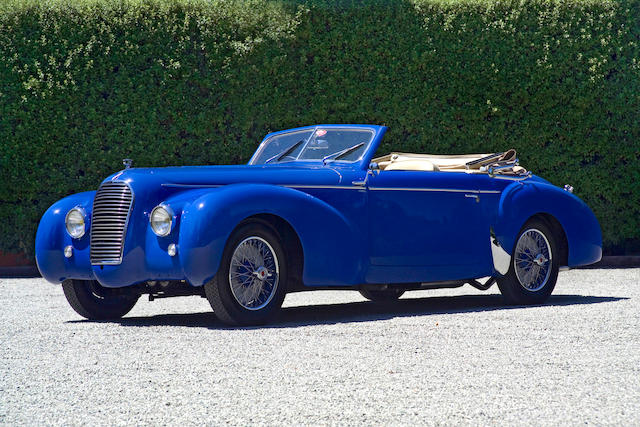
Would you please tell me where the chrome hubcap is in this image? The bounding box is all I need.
[229,236,279,310]
[253,266,271,280]
[514,229,552,292]
[533,253,547,266]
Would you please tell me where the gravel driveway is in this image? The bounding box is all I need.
[1,268,639,426]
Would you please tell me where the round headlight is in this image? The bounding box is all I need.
[150,205,173,237]
[65,207,86,239]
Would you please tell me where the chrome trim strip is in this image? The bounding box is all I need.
[161,183,363,190]
[284,185,363,190]
[162,183,223,188]
[369,187,501,194]
[94,260,123,266]
[118,182,134,266]
[491,174,531,182]
[162,182,502,193]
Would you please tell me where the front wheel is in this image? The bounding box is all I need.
[205,223,287,326]
[62,279,139,320]
[497,219,559,305]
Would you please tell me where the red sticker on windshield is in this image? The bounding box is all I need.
[316,129,327,137]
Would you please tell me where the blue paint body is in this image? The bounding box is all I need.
[35,124,602,289]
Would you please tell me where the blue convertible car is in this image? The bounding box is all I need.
[36,125,602,325]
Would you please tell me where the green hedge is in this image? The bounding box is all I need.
[1,0,639,260]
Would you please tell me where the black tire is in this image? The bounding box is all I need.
[497,219,559,305]
[359,288,405,302]
[62,279,139,320]
[205,223,288,326]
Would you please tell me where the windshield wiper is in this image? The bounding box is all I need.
[322,142,365,164]
[265,140,304,164]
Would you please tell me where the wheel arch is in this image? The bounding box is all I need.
[178,183,364,287]
[493,181,602,268]
[235,213,305,292]
[524,213,569,267]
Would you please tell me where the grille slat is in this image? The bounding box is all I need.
[94,194,132,199]
[93,200,132,204]
[93,201,132,206]
[94,196,132,200]
[94,201,132,205]
[90,181,133,265]
[95,191,132,194]
[91,211,132,214]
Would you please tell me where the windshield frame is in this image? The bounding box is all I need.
[248,125,379,167]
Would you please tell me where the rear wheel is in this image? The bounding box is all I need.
[359,288,405,302]
[62,279,138,320]
[497,219,559,305]
[205,223,287,326]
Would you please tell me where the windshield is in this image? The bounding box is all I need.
[250,127,374,165]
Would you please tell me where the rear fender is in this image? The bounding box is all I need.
[178,184,364,286]
[493,182,602,267]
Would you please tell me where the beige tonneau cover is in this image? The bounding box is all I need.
[373,149,528,176]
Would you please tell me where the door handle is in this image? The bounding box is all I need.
[352,180,366,187]
[465,194,480,203]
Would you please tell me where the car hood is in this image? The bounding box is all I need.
[103,164,348,189]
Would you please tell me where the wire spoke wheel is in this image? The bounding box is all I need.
[228,236,279,310]
[513,228,552,292]
[205,223,288,326]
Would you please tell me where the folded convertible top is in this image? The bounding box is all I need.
[373,149,528,176]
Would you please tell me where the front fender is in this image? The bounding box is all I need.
[178,184,364,287]
[35,191,97,283]
[493,181,602,267]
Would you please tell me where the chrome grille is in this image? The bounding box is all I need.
[90,181,134,265]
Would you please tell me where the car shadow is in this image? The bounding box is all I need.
[68,293,628,329]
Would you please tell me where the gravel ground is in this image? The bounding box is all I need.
[1,268,639,426]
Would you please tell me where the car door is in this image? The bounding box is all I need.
[367,169,494,277]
